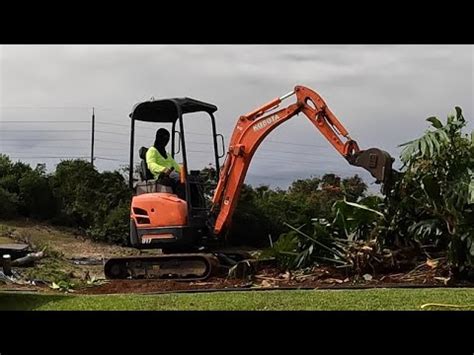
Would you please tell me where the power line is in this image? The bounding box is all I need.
[95,157,128,162]
[5,153,343,170]
[8,155,128,163]
[254,157,336,167]
[1,129,90,133]
[2,151,90,155]
[0,106,129,111]
[3,117,328,148]
[256,147,333,156]
[95,130,170,141]
[89,146,127,151]
[0,106,92,110]
[182,149,336,166]
[267,139,326,148]
[185,131,210,136]
[1,124,332,150]
[2,139,333,157]
[3,145,320,156]
[95,130,128,136]
[4,147,337,168]
[1,138,90,141]
[0,120,89,123]
[96,121,129,128]
[1,145,128,153]
[4,149,336,165]
[96,129,215,143]
[1,119,128,127]
[1,117,338,163]
[1,138,125,144]
[9,156,90,159]
[246,174,295,182]
[95,138,125,144]
[175,141,214,146]
[0,120,212,134]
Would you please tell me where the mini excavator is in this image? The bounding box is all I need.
[104,85,395,280]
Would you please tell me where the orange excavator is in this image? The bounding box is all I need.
[104,85,394,280]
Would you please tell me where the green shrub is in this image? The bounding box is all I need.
[0,155,132,245]
[50,160,102,227]
[87,201,131,245]
[18,165,56,219]
[0,187,19,218]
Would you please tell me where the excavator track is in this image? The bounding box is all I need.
[104,253,220,281]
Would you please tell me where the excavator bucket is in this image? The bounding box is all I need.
[348,148,395,188]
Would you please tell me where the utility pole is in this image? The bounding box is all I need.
[91,107,95,166]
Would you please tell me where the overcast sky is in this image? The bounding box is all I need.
[1,45,472,190]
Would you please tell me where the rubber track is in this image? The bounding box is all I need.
[104,253,220,281]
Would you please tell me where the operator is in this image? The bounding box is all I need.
[146,128,181,189]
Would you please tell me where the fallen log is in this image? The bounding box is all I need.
[11,251,44,267]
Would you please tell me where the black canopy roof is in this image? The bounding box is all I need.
[130,97,218,123]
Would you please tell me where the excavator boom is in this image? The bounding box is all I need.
[211,85,394,235]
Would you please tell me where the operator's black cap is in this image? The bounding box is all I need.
[154,128,170,147]
[156,128,170,139]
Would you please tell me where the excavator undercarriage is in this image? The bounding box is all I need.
[104,251,253,281]
[104,253,220,280]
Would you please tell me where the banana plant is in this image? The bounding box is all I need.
[387,107,474,274]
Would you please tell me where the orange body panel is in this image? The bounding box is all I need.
[131,192,187,228]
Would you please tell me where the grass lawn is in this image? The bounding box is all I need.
[1,288,474,310]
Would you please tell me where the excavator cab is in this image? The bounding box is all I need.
[127,98,224,251]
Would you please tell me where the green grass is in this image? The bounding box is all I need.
[1,288,474,310]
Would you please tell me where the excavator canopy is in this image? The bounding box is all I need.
[130,97,218,123]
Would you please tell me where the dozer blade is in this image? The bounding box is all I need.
[348,148,395,187]
[104,253,220,281]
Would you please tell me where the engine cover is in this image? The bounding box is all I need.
[131,192,187,228]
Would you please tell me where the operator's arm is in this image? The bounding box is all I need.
[146,147,167,177]
[170,158,181,173]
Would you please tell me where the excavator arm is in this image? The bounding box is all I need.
[210,85,394,236]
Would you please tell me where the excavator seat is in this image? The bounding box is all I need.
[139,146,155,181]
[135,146,172,195]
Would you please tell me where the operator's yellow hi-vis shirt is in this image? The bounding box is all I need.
[146,146,181,178]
